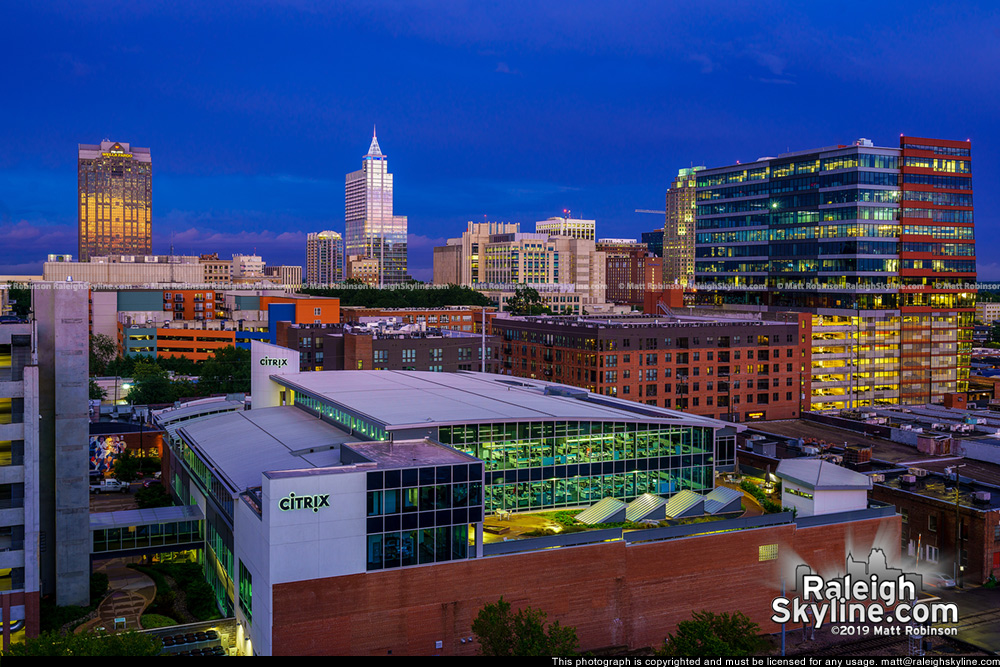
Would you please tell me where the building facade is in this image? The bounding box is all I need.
[275,321,501,373]
[78,141,152,261]
[306,231,344,285]
[694,136,975,411]
[491,312,811,423]
[663,166,704,286]
[345,130,408,286]
[596,239,662,307]
[534,216,596,241]
[166,347,900,655]
[0,284,91,650]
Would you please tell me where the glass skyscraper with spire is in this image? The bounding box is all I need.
[345,129,408,286]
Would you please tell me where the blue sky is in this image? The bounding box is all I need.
[2,1,999,280]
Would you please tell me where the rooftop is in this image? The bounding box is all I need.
[178,406,358,492]
[271,370,735,431]
[496,312,797,330]
[877,471,1000,511]
[776,459,872,491]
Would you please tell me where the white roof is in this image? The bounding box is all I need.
[178,406,357,493]
[776,459,873,491]
[272,370,734,431]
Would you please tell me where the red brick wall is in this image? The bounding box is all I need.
[271,516,897,656]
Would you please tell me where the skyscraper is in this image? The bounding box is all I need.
[345,129,408,286]
[694,136,974,411]
[306,230,344,285]
[662,166,704,286]
[78,140,152,261]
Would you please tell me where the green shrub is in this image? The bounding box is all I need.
[140,614,178,629]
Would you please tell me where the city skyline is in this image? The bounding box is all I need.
[1,3,998,282]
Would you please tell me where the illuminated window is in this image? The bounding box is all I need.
[759,544,778,562]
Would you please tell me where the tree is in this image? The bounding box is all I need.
[89,333,118,376]
[472,596,579,656]
[2,629,160,656]
[198,345,251,395]
[112,449,141,483]
[89,378,107,401]
[659,610,766,658]
[505,285,551,316]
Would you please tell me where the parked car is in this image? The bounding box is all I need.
[924,572,956,589]
[90,478,130,494]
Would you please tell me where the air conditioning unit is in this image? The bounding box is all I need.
[974,491,992,504]
[901,475,917,486]
[908,468,928,478]
[870,473,885,483]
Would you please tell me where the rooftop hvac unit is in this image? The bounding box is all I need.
[913,427,923,433]
[901,475,917,486]
[901,425,912,431]
[870,473,885,483]
[803,446,820,456]
[908,468,928,478]
[747,434,764,441]
[974,491,992,504]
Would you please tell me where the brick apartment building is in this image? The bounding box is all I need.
[595,239,662,307]
[491,312,812,422]
[275,321,501,373]
[872,469,1000,585]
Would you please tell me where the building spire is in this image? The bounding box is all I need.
[367,125,382,157]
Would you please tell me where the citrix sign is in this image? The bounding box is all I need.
[259,357,289,368]
[278,492,330,513]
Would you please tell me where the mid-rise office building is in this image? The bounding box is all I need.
[694,136,974,411]
[305,231,344,285]
[596,239,662,307]
[534,216,596,241]
[199,254,233,285]
[78,141,152,261]
[263,265,302,288]
[433,223,610,313]
[345,130,408,286]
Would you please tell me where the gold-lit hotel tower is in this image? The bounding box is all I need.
[78,140,152,261]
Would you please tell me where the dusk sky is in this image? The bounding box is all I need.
[2,1,999,281]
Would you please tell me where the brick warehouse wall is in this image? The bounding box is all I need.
[271,515,898,656]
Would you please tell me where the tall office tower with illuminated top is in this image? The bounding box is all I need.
[345,129,408,286]
[78,140,152,261]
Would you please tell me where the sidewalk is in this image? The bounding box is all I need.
[76,559,157,634]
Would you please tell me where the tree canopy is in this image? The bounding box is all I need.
[471,596,579,656]
[89,333,118,376]
[302,283,492,308]
[505,285,551,316]
[197,345,251,395]
[659,610,766,657]
[2,629,160,656]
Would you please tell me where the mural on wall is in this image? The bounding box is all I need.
[90,435,127,475]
